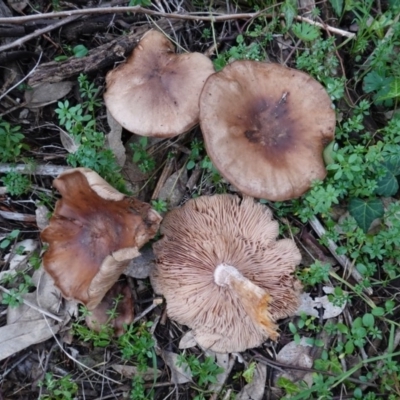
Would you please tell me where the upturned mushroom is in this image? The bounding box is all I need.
[104,30,215,138]
[151,195,302,353]
[199,60,336,201]
[41,168,161,310]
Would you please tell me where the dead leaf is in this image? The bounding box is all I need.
[25,82,74,109]
[237,362,267,400]
[179,330,197,349]
[112,364,161,381]
[158,167,188,208]
[275,338,314,387]
[276,338,313,368]
[107,109,126,166]
[7,0,27,13]
[296,286,347,319]
[7,268,75,324]
[35,204,50,231]
[0,320,58,361]
[0,268,77,361]
[59,127,79,154]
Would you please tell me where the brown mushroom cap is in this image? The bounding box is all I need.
[199,61,336,201]
[41,168,161,310]
[104,30,215,138]
[151,195,302,353]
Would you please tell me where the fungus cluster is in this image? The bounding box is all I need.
[104,30,335,201]
[40,30,336,349]
[151,195,302,353]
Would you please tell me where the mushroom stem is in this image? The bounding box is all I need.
[214,264,279,340]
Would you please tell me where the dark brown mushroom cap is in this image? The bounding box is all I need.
[151,195,302,353]
[41,168,161,310]
[199,61,336,201]
[104,30,215,138]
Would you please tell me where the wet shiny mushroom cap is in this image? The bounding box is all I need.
[41,168,162,310]
[199,61,336,201]
[104,30,215,138]
[151,195,302,353]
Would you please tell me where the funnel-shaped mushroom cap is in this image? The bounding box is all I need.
[104,30,215,138]
[199,61,336,201]
[151,195,302,353]
[41,168,162,310]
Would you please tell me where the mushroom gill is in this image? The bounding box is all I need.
[151,194,302,353]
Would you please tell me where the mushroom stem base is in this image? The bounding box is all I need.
[214,263,279,340]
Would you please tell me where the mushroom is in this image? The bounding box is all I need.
[104,30,215,138]
[199,60,336,201]
[151,195,302,353]
[41,168,161,310]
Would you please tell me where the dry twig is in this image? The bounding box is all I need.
[0,15,80,53]
[0,6,260,24]
[0,6,355,38]
[0,210,36,222]
[0,163,71,176]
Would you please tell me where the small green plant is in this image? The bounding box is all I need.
[198,156,225,194]
[0,119,28,162]
[73,321,113,347]
[118,322,155,367]
[72,44,88,58]
[151,199,168,213]
[130,375,148,400]
[242,361,257,383]
[296,37,344,101]
[213,29,270,71]
[176,353,224,387]
[177,139,225,194]
[118,322,156,399]
[1,273,33,307]
[186,138,204,170]
[327,286,350,308]
[55,74,126,191]
[39,372,78,400]
[277,375,307,396]
[54,44,89,61]
[1,170,31,196]
[28,251,42,270]
[292,22,321,42]
[298,260,331,287]
[129,0,151,6]
[73,295,124,346]
[78,74,101,112]
[0,229,20,249]
[130,137,156,174]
